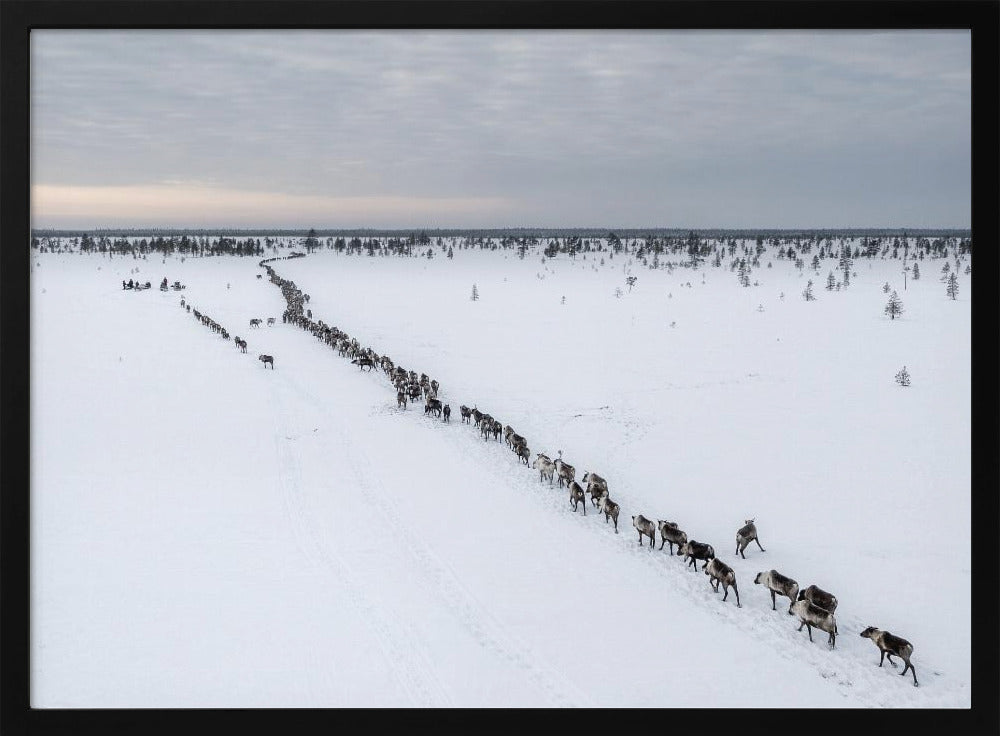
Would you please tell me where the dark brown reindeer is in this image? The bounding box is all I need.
[569,481,586,514]
[597,495,620,533]
[705,558,741,607]
[754,570,799,614]
[657,521,688,555]
[679,540,715,571]
[797,585,838,614]
[860,627,918,686]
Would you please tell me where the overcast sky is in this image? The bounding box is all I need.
[31,30,970,230]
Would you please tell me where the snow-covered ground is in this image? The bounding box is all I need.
[30,241,971,708]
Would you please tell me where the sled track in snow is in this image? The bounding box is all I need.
[246,258,956,707]
[266,377,455,707]
[270,368,578,707]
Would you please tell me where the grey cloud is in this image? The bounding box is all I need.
[31,30,970,227]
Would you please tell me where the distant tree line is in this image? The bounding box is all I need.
[31,231,972,282]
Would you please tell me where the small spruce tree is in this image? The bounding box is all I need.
[802,280,816,301]
[911,262,920,280]
[946,272,959,300]
[826,272,836,290]
[885,290,904,320]
[470,283,479,301]
[895,366,911,387]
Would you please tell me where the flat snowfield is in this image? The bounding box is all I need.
[30,244,971,708]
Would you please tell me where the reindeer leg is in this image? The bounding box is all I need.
[755,538,766,552]
[879,651,886,667]
[771,591,777,611]
[734,585,741,608]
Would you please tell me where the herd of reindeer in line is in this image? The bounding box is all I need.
[172,253,920,688]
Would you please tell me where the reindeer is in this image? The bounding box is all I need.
[460,405,472,424]
[632,515,656,548]
[258,354,274,369]
[533,454,555,484]
[797,585,838,614]
[503,425,515,447]
[705,558,741,607]
[597,495,620,533]
[516,443,531,465]
[679,540,715,571]
[754,570,799,613]
[790,599,838,649]
[859,627,918,686]
[569,481,586,514]
[657,520,688,555]
[424,397,443,418]
[352,356,376,371]
[443,404,451,422]
[267,317,276,326]
[250,318,262,328]
[736,518,765,558]
[554,451,576,488]
[582,472,609,507]
[397,390,408,409]
[472,407,483,427]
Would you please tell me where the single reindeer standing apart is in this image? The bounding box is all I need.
[736,518,765,558]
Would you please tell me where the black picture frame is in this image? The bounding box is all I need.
[3,2,997,734]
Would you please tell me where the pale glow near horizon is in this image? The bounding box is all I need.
[32,184,516,229]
